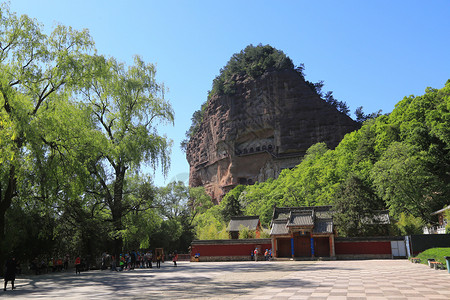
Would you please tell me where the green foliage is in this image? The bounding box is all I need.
[259,229,271,239]
[188,186,214,220]
[192,198,228,240]
[371,142,437,220]
[354,106,383,124]
[220,184,245,223]
[0,3,95,267]
[3,204,56,259]
[392,213,424,235]
[416,248,450,268]
[156,181,189,220]
[209,44,295,97]
[78,54,174,257]
[333,175,385,237]
[0,3,183,267]
[194,208,229,240]
[180,101,208,151]
[444,209,450,234]
[238,225,256,239]
[195,80,450,235]
[309,82,351,115]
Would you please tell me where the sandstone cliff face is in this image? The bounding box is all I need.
[186,69,359,201]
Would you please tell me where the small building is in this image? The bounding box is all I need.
[191,207,403,261]
[424,205,450,234]
[270,206,335,258]
[227,216,261,239]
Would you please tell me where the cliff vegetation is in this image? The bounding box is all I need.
[192,80,450,238]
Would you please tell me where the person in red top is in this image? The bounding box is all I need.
[172,251,178,267]
[75,256,81,274]
[56,258,63,271]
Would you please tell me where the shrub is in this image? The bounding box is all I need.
[416,247,450,269]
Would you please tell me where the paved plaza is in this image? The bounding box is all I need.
[2,259,450,299]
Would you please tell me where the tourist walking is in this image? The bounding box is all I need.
[131,250,136,269]
[156,252,161,269]
[75,256,81,274]
[64,254,69,270]
[172,251,178,267]
[119,255,125,271]
[111,255,118,271]
[4,256,17,291]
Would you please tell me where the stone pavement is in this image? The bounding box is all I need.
[2,259,450,299]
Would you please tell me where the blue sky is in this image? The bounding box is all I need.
[8,0,450,187]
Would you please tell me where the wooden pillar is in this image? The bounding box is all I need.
[291,237,295,258]
[271,237,276,258]
[329,235,336,258]
[290,232,295,258]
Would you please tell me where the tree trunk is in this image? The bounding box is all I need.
[112,166,126,262]
[112,209,123,263]
[0,166,17,276]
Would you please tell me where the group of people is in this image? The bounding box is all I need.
[3,250,180,292]
[251,248,272,261]
[104,250,178,272]
[30,255,71,275]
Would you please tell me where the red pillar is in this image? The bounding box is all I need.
[329,235,336,258]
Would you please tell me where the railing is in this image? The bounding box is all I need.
[423,225,447,234]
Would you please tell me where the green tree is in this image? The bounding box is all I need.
[354,106,383,124]
[156,181,189,220]
[80,55,173,258]
[194,81,449,237]
[220,185,246,223]
[188,186,213,222]
[117,174,158,250]
[333,175,386,237]
[392,213,424,235]
[445,210,450,234]
[238,225,255,239]
[192,202,228,240]
[0,3,94,265]
[371,142,439,221]
[155,182,210,251]
[209,44,294,97]
[180,101,208,151]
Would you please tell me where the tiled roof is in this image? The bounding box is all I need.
[270,206,391,236]
[227,216,260,232]
[270,220,289,235]
[286,211,314,227]
[273,206,333,221]
[362,210,391,225]
[313,219,333,234]
[271,206,334,236]
[431,205,450,216]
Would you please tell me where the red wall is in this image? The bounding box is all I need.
[335,241,391,255]
[191,239,393,258]
[191,243,272,257]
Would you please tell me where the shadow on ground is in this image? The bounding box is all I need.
[4,261,357,299]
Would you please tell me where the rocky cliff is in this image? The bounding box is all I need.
[186,69,359,201]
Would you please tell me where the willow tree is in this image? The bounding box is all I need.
[0,3,94,264]
[80,55,173,257]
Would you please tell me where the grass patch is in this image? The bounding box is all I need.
[415,247,450,269]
